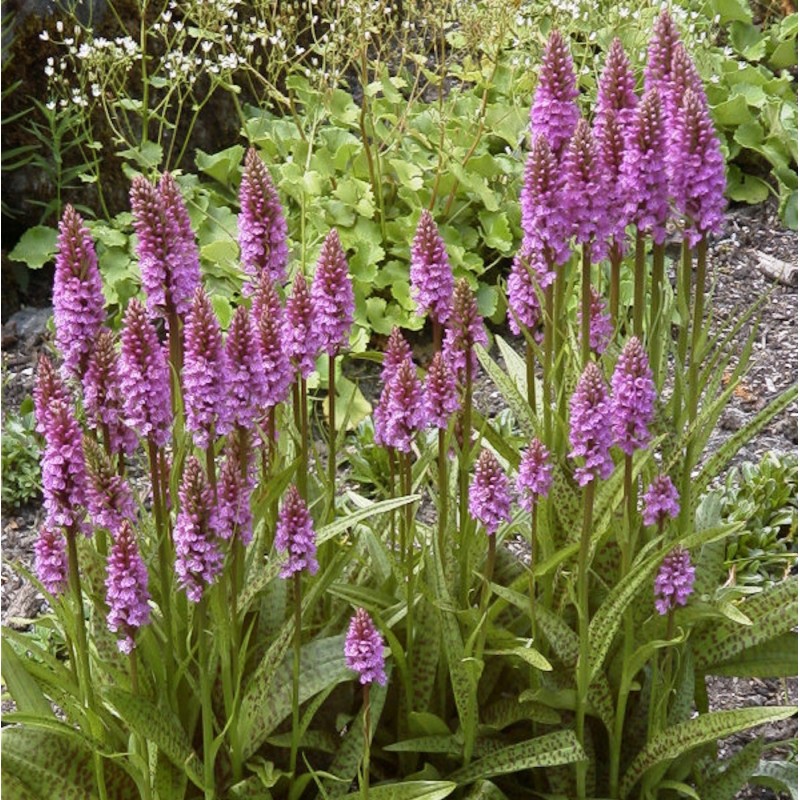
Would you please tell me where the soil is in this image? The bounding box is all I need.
[1,197,797,796]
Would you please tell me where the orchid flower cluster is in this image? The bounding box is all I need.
[20,15,782,800]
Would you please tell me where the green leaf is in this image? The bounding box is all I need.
[712,0,753,23]
[620,707,796,798]
[334,177,375,218]
[752,759,799,800]
[239,635,352,759]
[726,166,771,204]
[8,226,58,268]
[385,735,463,754]
[447,731,585,784]
[475,345,536,439]
[713,95,753,126]
[195,145,245,185]
[341,782,457,800]
[1,726,136,799]
[118,140,163,170]
[782,190,798,230]
[700,737,764,800]
[478,210,513,253]
[487,645,552,672]
[1,638,53,716]
[104,687,204,789]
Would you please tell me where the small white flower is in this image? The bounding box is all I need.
[56,20,64,33]
[91,83,101,97]
[46,100,56,110]
[44,65,54,77]
[39,30,49,41]
[201,40,213,52]
[709,74,720,84]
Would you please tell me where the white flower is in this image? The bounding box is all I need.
[39,31,49,41]
[91,83,101,97]
[77,43,92,59]
[44,65,54,77]
[201,40,213,53]
[56,20,64,33]
[46,100,56,110]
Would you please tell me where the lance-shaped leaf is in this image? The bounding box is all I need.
[620,707,797,798]
[341,782,457,800]
[475,344,536,438]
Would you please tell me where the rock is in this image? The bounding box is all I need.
[3,306,52,340]
[756,251,798,287]
[720,407,747,432]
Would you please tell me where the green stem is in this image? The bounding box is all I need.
[688,237,708,424]
[328,353,337,522]
[529,503,538,644]
[388,448,397,552]
[581,243,592,365]
[198,600,215,800]
[301,378,309,500]
[526,341,537,415]
[358,45,386,241]
[361,683,371,800]
[649,242,665,386]
[673,241,693,431]
[403,453,414,671]
[475,532,496,664]
[575,479,596,800]
[609,245,622,328]
[633,231,645,338]
[437,429,447,569]
[129,649,152,800]
[552,262,567,451]
[458,354,474,605]
[542,281,554,444]
[290,572,303,777]
[206,439,217,502]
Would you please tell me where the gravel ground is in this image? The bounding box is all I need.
[1,198,797,796]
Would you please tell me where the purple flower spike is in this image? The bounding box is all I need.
[517,438,553,512]
[611,337,656,456]
[644,11,683,94]
[183,288,228,448]
[254,275,293,409]
[84,436,136,533]
[381,327,413,383]
[216,431,256,545]
[424,351,460,429]
[665,44,705,126]
[222,305,268,433]
[670,89,727,248]
[595,109,631,255]
[130,173,200,319]
[410,210,454,326]
[174,457,224,602]
[345,607,387,686]
[381,357,425,453]
[53,205,106,378]
[41,399,88,532]
[622,90,670,245]
[469,449,512,535]
[443,279,488,381]
[569,362,614,487]
[311,229,355,356]
[283,272,321,379]
[507,245,554,337]
[239,147,289,289]
[654,547,695,615]
[520,136,571,266]
[119,299,172,447]
[596,38,638,126]
[530,30,580,157]
[276,485,319,578]
[642,475,680,526]
[577,287,613,355]
[34,354,71,436]
[106,519,151,653]
[35,526,68,596]
[563,118,611,261]
[83,330,139,457]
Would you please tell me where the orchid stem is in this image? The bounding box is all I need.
[290,572,303,777]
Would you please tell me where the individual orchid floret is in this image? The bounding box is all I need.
[174,457,224,602]
[569,362,614,487]
[283,272,321,379]
[253,274,293,409]
[83,436,136,533]
[642,475,680,526]
[34,353,71,435]
[83,330,139,456]
[670,89,727,248]
[311,229,354,356]
[596,38,638,126]
[41,399,89,532]
[34,526,68,596]
[563,118,610,260]
[381,327,413,383]
[345,607,387,686]
[105,519,151,653]
[443,278,488,381]
[222,305,268,433]
[275,485,319,578]
[216,431,256,545]
[410,210,454,326]
[183,288,228,448]
[577,287,613,355]
[381,357,426,452]
[611,337,656,456]
[119,299,172,447]
[53,205,106,377]
[469,449,512,535]
[129,173,200,319]
[644,11,683,93]
[595,109,631,254]
[621,90,670,245]
[424,351,460,429]
[654,547,695,615]
[507,245,554,337]
[516,438,553,512]
[238,147,289,289]
[530,29,580,157]
[520,135,571,266]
